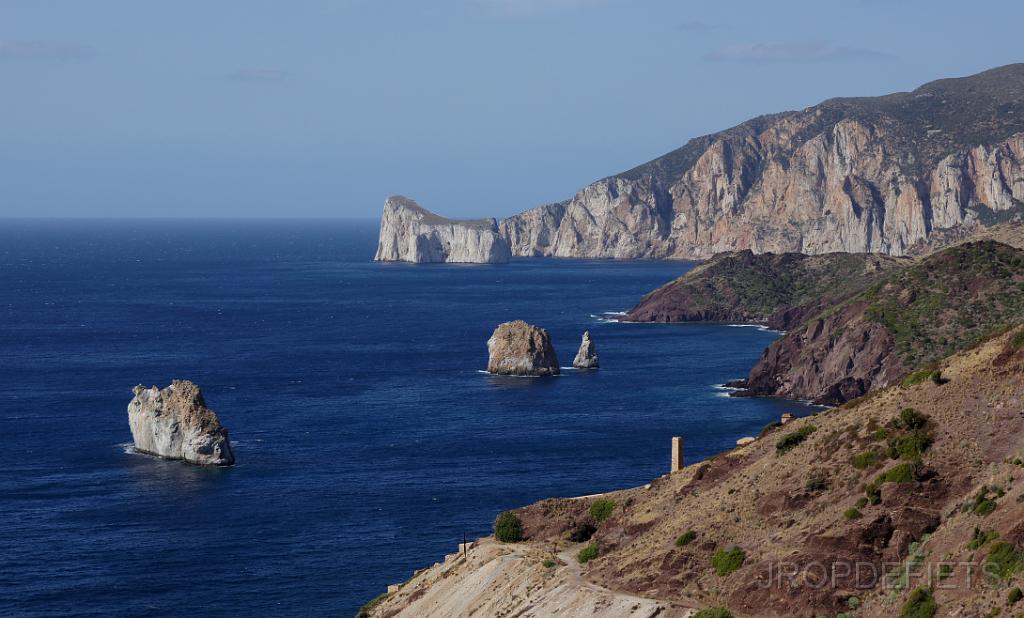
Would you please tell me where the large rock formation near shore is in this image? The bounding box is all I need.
[498,64,1024,259]
[127,380,235,466]
[487,320,560,376]
[374,196,511,264]
[572,331,599,369]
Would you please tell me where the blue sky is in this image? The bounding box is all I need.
[1,0,1021,219]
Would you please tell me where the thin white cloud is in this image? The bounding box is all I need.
[0,39,96,61]
[678,20,729,32]
[703,41,894,63]
[479,0,609,17]
[225,68,289,83]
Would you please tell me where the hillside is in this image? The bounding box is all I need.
[499,64,1024,259]
[369,327,1024,618]
[622,250,907,329]
[735,240,1024,404]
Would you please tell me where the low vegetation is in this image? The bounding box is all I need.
[675,530,697,547]
[866,461,921,504]
[576,541,599,564]
[494,511,524,543]
[776,425,816,455]
[693,609,734,618]
[356,593,388,618]
[967,527,1000,551]
[964,486,1005,517]
[712,545,746,576]
[844,507,863,520]
[985,542,1024,580]
[589,499,615,523]
[899,586,937,618]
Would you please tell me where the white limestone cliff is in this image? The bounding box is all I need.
[374,196,511,264]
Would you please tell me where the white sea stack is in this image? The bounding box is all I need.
[127,380,235,466]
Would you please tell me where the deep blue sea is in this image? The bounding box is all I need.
[0,220,815,617]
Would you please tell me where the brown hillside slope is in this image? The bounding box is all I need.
[735,240,1024,404]
[371,328,1024,618]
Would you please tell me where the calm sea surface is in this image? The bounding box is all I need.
[0,220,815,617]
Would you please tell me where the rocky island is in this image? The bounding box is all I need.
[572,331,599,369]
[486,320,560,376]
[127,380,235,466]
[373,195,511,264]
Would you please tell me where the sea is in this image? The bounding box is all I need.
[0,219,817,617]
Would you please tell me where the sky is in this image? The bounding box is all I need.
[0,0,1022,219]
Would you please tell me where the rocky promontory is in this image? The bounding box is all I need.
[486,321,559,376]
[572,331,599,369]
[735,241,1024,404]
[374,196,511,264]
[624,250,906,328]
[127,380,235,466]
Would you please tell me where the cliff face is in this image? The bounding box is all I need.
[500,64,1024,259]
[127,380,235,466]
[374,196,511,264]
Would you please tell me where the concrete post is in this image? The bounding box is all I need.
[671,436,684,473]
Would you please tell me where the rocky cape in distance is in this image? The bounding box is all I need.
[373,196,510,264]
[376,64,1024,263]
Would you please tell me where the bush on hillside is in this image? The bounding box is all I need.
[494,511,524,543]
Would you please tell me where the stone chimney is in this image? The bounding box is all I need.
[671,436,684,473]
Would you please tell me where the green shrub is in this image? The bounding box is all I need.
[855,497,869,509]
[1011,331,1024,350]
[967,527,1000,551]
[576,541,599,564]
[589,499,615,523]
[902,369,933,387]
[776,425,817,455]
[1009,587,1023,604]
[805,474,828,492]
[894,408,930,430]
[675,530,697,547]
[986,542,1024,580]
[899,586,937,618]
[844,507,863,520]
[494,511,524,543]
[871,428,889,441]
[847,596,861,609]
[866,462,921,503]
[852,449,882,469]
[965,486,1004,517]
[693,609,733,618]
[356,593,388,618]
[930,370,949,385]
[889,429,934,460]
[543,559,556,568]
[712,545,746,576]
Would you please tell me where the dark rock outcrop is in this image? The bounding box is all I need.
[127,380,235,466]
[486,321,559,376]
